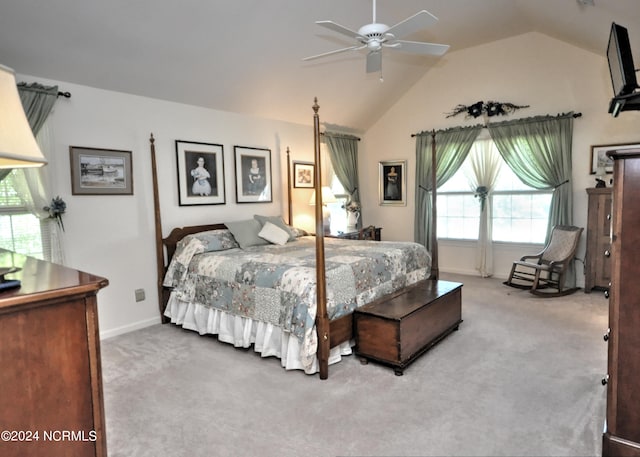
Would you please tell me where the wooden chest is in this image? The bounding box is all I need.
[354,279,462,375]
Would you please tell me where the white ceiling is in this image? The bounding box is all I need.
[1,0,639,131]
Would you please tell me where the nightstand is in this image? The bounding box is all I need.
[326,226,382,241]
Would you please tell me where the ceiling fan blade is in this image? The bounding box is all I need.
[315,20,366,41]
[303,45,366,61]
[386,10,438,39]
[366,51,382,73]
[392,40,449,56]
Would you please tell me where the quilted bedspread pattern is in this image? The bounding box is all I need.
[163,235,430,366]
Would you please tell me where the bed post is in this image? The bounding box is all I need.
[312,98,330,380]
[286,146,293,225]
[429,130,439,280]
[150,134,169,323]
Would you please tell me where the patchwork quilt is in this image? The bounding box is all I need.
[163,232,430,365]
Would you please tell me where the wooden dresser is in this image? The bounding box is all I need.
[0,250,109,457]
[602,150,640,457]
[585,187,612,292]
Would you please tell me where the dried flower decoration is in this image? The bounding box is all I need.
[344,200,361,213]
[446,101,530,119]
[43,196,66,231]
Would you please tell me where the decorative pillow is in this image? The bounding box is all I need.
[225,219,269,249]
[254,214,296,241]
[258,221,290,245]
[289,227,308,237]
[188,229,239,252]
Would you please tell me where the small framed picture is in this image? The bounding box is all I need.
[234,146,272,203]
[293,161,314,188]
[379,160,407,206]
[70,146,133,195]
[590,142,640,174]
[176,140,225,206]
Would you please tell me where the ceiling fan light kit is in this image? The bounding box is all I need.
[304,0,449,76]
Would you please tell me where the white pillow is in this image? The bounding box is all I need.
[258,221,290,245]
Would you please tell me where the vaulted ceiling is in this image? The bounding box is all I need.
[1,0,638,131]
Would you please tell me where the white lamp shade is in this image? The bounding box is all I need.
[0,64,47,169]
[309,186,338,205]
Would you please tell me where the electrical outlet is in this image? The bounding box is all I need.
[135,288,145,302]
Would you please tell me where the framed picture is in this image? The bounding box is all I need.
[293,161,314,188]
[234,146,272,203]
[70,146,133,195]
[176,140,225,206]
[379,160,407,206]
[590,142,640,174]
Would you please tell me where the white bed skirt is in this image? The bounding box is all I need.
[164,293,353,375]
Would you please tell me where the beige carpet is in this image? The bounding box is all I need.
[101,273,608,457]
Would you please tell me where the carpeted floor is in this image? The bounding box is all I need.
[101,273,608,457]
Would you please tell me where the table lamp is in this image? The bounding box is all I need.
[309,186,337,232]
[0,64,49,289]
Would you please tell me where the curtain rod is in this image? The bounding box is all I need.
[410,112,582,137]
[320,132,361,141]
[18,82,71,98]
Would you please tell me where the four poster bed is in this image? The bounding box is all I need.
[150,99,443,379]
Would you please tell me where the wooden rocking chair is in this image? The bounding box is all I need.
[504,225,583,297]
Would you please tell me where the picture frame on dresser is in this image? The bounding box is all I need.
[590,142,640,174]
[234,146,272,203]
[175,140,225,206]
[70,146,133,195]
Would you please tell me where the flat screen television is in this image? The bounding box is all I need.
[607,23,638,98]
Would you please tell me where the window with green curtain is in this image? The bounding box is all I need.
[438,138,552,243]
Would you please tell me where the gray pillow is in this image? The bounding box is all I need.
[225,219,269,249]
[253,215,296,241]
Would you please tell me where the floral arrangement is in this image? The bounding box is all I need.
[43,196,66,231]
[344,200,361,213]
[474,186,488,212]
[446,101,529,119]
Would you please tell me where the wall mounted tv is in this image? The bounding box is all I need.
[608,23,637,96]
[607,22,640,116]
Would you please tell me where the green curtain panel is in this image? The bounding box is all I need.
[414,125,482,251]
[487,113,575,241]
[324,132,361,227]
[17,82,58,136]
[487,113,575,287]
[0,83,57,182]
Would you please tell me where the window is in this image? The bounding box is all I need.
[437,138,552,244]
[316,143,349,232]
[0,170,45,259]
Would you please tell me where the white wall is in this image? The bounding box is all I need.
[362,32,640,282]
[19,75,317,338]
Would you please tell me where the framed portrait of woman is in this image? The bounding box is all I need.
[379,160,407,206]
[176,140,225,206]
[234,146,272,203]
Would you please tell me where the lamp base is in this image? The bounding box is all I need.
[322,207,331,233]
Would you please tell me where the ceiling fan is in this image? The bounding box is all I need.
[303,0,449,75]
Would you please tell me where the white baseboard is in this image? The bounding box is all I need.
[100,316,161,340]
[439,267,499,278]
[440,267,585,287]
